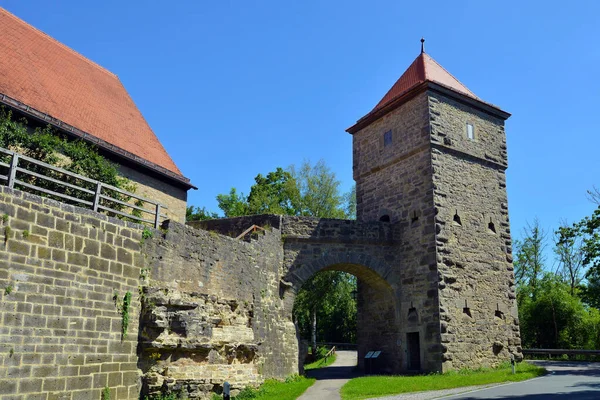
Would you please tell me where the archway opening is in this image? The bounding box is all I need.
[290,263,401,375]
[293,270,357,366]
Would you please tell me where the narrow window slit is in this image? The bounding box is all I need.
[463,300,472,317]
[453,210,462,226]
[411,211,419,224]
[488,219,496,234]
[495,304,504,319]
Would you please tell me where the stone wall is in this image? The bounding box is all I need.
[0,187,297,400]
[139,220,297,399]
[428,91,521,370]
[351,91,442,372]
[280,216,440,373]
[118,164,188,224]
[0,186,144,400]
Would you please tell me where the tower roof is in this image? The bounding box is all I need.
[347,46,509,134]
[0,8,192,187]
[373,51,479,112]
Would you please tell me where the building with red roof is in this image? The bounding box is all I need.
[0,8,194,222]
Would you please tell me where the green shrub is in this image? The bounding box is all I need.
[0,107,138,216]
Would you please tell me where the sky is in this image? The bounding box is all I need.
[2,0,599,268]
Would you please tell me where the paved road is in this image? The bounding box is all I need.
[297,350,358,400]
[440,361,600,400]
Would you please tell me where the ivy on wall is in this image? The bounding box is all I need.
[0,106,139,214]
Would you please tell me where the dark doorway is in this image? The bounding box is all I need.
[379,215,390,222]
[407,332,420,370]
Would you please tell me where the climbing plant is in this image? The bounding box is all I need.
[0,106,137,212]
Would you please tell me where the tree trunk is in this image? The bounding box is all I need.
[311,305,317,356]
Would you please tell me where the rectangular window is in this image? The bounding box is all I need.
[466,123,475,140]
[383,130,392,147]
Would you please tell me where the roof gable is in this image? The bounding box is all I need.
[373,52,478,112]
[0,8,185,179]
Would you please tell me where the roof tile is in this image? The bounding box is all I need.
[0,8,183,177]
[373,52,479,112]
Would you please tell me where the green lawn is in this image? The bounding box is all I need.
[212,375,315,400]
[304,352,337,370]
[340,362,546,400]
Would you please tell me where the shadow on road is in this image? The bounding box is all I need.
[457,391,600,400]
[305,365,361,381]
[531,361,600,377]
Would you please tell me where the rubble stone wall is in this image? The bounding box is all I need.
[428,91,521,370]
[140,220,296,399]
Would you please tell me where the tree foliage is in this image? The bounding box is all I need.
[186,206,219,222]
[516,199,600,350]
[216,160,352,220]
[293,271,357,346]
[514,218,547,292]
[213,160,357,347]
[518,275,600,349]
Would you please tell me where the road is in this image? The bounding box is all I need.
[442,361,600,400]
[297,350,358,400]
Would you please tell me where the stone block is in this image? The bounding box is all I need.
[42,377,66,392]
[65,376,93,391]
[18,378,43,393]
[36,214,56,229]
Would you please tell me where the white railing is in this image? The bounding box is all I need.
[0,146,167,228]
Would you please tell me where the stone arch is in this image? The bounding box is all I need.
[282,253,394,292]
[281,254,402,374]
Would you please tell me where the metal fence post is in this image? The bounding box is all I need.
[154,204,161,229]
[7,154,18,188]
[93,182,102,212]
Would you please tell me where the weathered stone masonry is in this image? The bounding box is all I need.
[0,191,301,400]
[0,186,143,400]
[0,50,522,399]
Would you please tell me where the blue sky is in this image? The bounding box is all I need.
[3,1,599,268]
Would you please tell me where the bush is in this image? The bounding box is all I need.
[0,106,138,216]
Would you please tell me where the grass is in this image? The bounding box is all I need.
[212,375,315,400]
[340,362,546,400]
[304,352,337,370]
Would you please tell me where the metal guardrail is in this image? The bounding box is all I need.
[0,146,167,228]
[235,224,266,240]
[316,342,357,350]
[523,349,600,356]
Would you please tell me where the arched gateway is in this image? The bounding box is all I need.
[182,46,521,392]
[276,46,522,373]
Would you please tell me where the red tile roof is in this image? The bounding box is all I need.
[0,8,185,179]
[373,51,479,112]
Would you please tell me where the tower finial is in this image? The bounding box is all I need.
[420,37,425,54]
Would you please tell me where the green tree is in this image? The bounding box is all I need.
[554,220,585,296]
[514,218,547,293]
[186,206,219,222]
[559,205,600,280]
[293,271,357,351]
[519,274,600,349]
[558,196,600,308]
[289,160,347,219]
[246,167,300,216]
[216,160,352,219]
[213,160,357,348]
[216,188,249,217]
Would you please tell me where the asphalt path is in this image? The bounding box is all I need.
[443,361,600,400]
[297,350,359,400]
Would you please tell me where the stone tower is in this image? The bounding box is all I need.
[347,46,522,371]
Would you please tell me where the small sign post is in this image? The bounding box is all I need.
[364,351,374,375]
[223,381,231,400]
[510,354,515,375]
